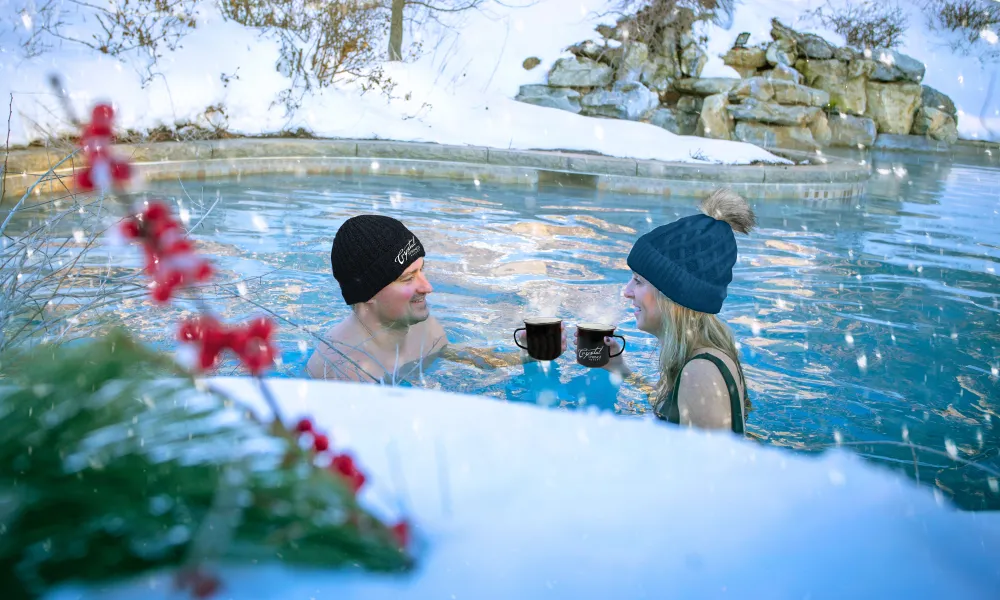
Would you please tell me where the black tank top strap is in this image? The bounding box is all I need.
[654,352,745,434]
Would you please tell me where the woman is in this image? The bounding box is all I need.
[587,189,754,433]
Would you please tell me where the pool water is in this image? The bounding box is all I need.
[3,150,998,510]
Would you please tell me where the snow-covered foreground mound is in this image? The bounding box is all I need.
[50,377,1000,600]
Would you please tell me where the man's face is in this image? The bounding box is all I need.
[368,258,434,327]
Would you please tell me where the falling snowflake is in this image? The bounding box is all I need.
[944,439,958,460]
[845,333,854,346]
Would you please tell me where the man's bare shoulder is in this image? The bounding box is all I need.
[306,320,379,382]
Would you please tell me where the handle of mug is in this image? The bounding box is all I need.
[609,335,626,357]
[514,327,527,350]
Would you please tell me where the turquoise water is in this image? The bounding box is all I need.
[3,150,998,510]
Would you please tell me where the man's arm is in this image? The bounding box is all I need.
[439,344,528,369]
[430,317,571,370]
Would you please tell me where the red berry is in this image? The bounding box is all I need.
[313,434,329,452]
[295,418,313,433]
[391,520,411,550]
[331,454,366,493]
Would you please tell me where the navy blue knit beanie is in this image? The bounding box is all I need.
[627,190,756,315]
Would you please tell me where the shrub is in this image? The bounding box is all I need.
[611,0,741,52]
[13,0,199,85]
[219,0,393,112]
[922,0,1000,59]
[805,0,908,50]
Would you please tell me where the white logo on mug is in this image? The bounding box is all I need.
[577,347,605,360]
[395,236,420,265]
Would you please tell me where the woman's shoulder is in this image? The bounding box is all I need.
[679,347,745,399]
[674,347,744,430]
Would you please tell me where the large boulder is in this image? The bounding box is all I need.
[798,59,870,115]
[673,77,740,96]
[808,111,833,146]
[680,43,708,78]
[657,28,682,69]
[730,77,775,103]
[765,64,803,84]
[515,85,582,113]
[912,106,959,144]
[566,40,618,65]
[771,18,835,59]
[865,81,923,134]
[723,46,768,78]
[580,80,659,120]
[728,98,822,127]
[869,50,925,84]
[921,85,958,120]
[548,56,614,87]
[616,42,650,82]
[648,108,698,135]
[766,39,796,67]
[797,34,835,59]
[827,114,878,148]
[677,95,704,113]
[834,47,858,62]
[640,56,679,93]
[771,80,831,107]
[698,93,734,140]
[770,18,798,44]
[734,121,819,151]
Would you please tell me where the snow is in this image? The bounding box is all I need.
[0,1,786,165]
[48,377,1000,600]
[699,0,1000,142]
[4,0,997,165]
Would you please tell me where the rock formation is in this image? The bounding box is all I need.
[515,14,961,152]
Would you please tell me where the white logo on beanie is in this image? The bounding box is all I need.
[395,236,421,265]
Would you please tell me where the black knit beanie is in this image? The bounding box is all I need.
[331,215,426,305]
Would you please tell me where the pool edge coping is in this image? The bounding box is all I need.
[2,138,871,204]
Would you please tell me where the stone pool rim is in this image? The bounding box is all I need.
[2,138,871,204]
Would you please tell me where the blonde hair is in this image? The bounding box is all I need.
[650,291,750,417]
[650,188,756,417]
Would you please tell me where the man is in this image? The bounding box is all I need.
[307,215,559,384]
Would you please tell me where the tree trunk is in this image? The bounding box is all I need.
[389,0,405,61]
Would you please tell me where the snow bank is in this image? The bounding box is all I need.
[48,377,1000,600]
[0,1,779,165]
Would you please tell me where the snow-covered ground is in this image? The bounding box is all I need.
[1,0,997,166]
[47,377,1000,600]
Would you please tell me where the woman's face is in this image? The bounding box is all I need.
[623,272,663,335]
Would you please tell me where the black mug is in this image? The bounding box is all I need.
[514,317,563,361]
[576,323,626,368]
